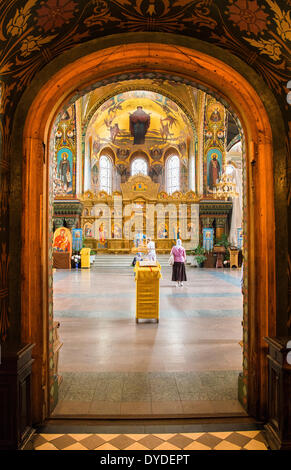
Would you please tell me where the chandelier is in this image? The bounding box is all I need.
[213,170,238,200]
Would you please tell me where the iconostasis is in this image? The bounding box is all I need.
[52,81,242,250]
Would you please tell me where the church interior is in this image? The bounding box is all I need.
[52,82,243,252]
[51,82,245,419]
[0,0,290,452]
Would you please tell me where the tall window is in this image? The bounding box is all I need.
[166,155,180,194]
[99,155,112,194]
[131,158,148,176]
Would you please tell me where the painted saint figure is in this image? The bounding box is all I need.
[99,222,105,243]
[209,107,221,122]
[53,228,71,252]
[208,153,221,190]
[129,106,150,145]
[58,152,71,190]
[110,123,121,143]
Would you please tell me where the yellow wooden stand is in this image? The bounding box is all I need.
[80,247,91,268]
[134,262,161,323]
[229,248,239,268]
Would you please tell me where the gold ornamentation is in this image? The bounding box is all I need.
[244,37,281,61]
[84,1,118,28]
[20,34,56,57]
[121,175,160,201]
[133,182,147,191]
[6,0,38,37]
[243,1,291,61]
[266,0,291,42]
[214,171,238,200]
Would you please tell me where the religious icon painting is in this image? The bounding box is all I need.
[203,228,214,252]
[112,222,122,239]
[157,222,169,239]
[206,148,223,190]
[53,227,72,254]
[187,222,195,239]
[72,229,83,252]
[84,223,93,238]
[237,228,243,249]
[56,147,74,195]
[207,101,224,124]
[129,106,151,145]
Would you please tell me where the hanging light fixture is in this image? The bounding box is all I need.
[213,165,238,200]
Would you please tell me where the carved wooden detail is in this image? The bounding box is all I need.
[0,344,34,450]
[264,337,291,450]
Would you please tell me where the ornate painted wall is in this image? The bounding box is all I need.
[53,104,77,197]
[203,96,227,194]
[85,89,194,192]
[0,0,290,341]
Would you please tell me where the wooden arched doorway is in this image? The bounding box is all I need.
[14,36,281,423]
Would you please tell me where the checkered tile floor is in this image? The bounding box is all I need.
[24,430,268,450]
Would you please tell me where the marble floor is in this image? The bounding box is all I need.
[24,429,267,450]
[53,264,245,417]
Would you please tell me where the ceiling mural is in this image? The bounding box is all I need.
[82,79,200,132]
[87,90,193,153]
[0,0,290,150]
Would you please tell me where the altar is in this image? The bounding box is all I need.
[78,175,232,254]
[79,175,200,253]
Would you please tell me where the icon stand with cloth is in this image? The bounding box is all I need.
[134,262,162,323]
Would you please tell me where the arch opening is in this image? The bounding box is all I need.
[17,40,278,422]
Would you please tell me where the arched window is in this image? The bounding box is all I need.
[166,155,180,194]
[131,158,148,176]
[99,155,112,194]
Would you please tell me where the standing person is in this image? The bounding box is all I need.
[171,239,187,287]
[147,238,156,262]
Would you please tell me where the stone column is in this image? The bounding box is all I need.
[188,139,195,192]
[75,99,82,195]
[83,136,91,191]
[197,91,206,195]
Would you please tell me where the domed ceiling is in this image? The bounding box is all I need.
[86,89,194,150]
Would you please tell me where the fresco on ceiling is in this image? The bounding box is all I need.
[203,97,226,194]
[53,104,76,197]
[88,91,192,151]
[129,105,150,144]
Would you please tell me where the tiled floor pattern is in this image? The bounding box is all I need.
[24,430,268,450]
[53,266,244,417]
[54,370,245,417]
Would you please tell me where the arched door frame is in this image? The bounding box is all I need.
[11,34,286,423]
